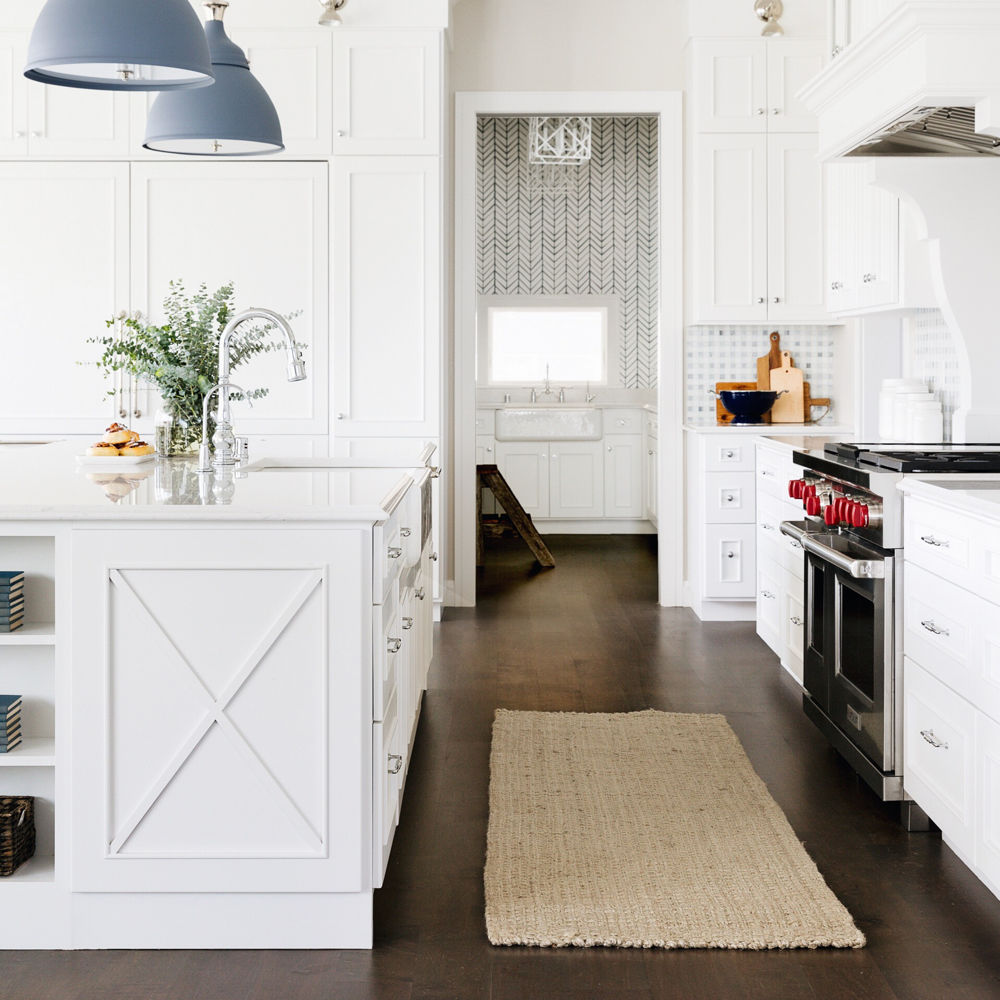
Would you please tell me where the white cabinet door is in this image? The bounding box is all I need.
[767,133,827,323]
[27,81,130,158]
[131,162,329,434]
[704,524,756,599]
[331,156,440,438]
[0,163,129,434]
[756,558,783,654]
[495,442,549,519]
[690,39,767,133]
[859,180,900,310]
[331,30,441,155]
[825,162,861,312]
[549,441,604,519]
[0,34,28,156]
[644,437,658,524]
[241,30,332,157]
[70,527,367,894]
[766,41,824,132]
[976,712,1000,896]
[781,573,805,682]
[692,133,768,323]
[604,435,643,519]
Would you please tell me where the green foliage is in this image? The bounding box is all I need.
[86,281,304,450]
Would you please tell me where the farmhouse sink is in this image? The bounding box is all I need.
[494,407,602,441]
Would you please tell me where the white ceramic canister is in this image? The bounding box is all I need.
[907,400,944,444]
[879,379,926,441]
[891,389,932,443]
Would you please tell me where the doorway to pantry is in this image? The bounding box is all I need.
[453,92,682,608]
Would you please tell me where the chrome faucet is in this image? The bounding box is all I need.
[198,308,306,471]
[539,364,555,399]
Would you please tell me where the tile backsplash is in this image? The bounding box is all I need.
[905,309,962,441]
[685,326,837,425]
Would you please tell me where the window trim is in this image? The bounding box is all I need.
[476,295,621,388]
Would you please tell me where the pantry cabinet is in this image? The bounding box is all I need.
[331,30,441,155]
[692,132,826,324]
[690,38,823,134]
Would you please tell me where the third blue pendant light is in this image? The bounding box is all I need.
[25,0,214,91]
[144,2,284,156]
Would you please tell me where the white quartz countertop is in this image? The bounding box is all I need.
[899,476,1000,522]
[684,423,853,435]
[0,442,425,522]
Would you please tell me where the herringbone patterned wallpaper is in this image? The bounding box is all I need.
[477,116,659,388]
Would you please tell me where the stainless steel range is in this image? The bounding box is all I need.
[780,443,1000,825]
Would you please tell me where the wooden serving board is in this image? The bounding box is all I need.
[804,382,832,423]
[756,331,783,391]
[715,381,766,425]
[769,352,805,423]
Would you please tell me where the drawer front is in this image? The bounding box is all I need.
[703,437,755,472]
[781,567,805,682]
[756,557,783,652]
[607,409,643,433]
[757,493,805,579]
[904,562,1000,727]
[904,657,976,858]
[373,683,401,889]
[375,514,404,604]
[756,444,795,502]
[703,471,757,524]
[372,583,400,722]
[704,523,756,599]
[905,497,974,582]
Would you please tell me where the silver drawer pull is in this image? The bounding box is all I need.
[415,588,426,600]
[760,522,774,531]
[790,615,803,626]
[760,590,776,600]
[724,494,736,503]
[401,616,414,630]
[387,546,403,559]
[920,729,949,750]
[400,527,411,538]
[921,620,950,637]
[430,552,438,561]
[387,753,403,775]
[387,637,402,654]
[723,450,735,459]
[920,535,950,548]
[760,469,773,477]
[790,540,803,549]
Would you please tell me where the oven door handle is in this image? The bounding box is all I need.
[800,533,886,580]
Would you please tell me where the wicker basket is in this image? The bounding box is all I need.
[0,796,35,876]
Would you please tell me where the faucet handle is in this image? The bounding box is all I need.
[235,436,250,466]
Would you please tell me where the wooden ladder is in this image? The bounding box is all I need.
[476,464,555,569]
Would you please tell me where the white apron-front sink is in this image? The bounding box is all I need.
[494,407,602,441]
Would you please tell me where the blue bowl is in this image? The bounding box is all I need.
[719,390,780,424]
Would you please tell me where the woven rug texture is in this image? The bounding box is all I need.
[484,709,866,950]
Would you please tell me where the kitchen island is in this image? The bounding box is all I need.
[0,442,435,949]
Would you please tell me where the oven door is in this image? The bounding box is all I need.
[783,522,896,771]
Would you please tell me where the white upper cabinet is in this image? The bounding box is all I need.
[131,162,329,434]
[691,38,823,134]
[331,156,441,438]
[331,30,441,155]
[0,32,130,158]
[0,163,130,434]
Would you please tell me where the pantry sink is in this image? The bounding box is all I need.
[494,407,602,441]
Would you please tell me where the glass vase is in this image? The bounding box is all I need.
[156,402,206,457]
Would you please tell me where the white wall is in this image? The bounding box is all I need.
[450,0,688,92]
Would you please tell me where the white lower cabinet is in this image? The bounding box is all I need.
[494,441,549,519]
[703,524,756,599]
[549,442,604,518]
[605,435,644,519]
[644,415,658,526]
[976,712,1000,894]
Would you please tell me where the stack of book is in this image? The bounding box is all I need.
[0,572,24,634]
[0,696,22,753]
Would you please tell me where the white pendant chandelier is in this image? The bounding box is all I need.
[525,116,593,195]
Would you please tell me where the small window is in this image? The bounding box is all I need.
[477,296,618,387]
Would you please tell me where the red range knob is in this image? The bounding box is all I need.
[850,503,869,528]
[805,495,822,517]
[833,497,847,520]
[802,484,817,499]
[823,505,839,526]
[788,479,804,499]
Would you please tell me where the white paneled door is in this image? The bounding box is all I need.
[494,442,549,520]
[549,442,604,519]
[130,162,329,434]
[331,156,441,439]
[0,162,129,433]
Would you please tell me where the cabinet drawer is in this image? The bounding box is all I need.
[756,445,795,501]
[703,437,755,471]
[904,562,1000,727]
[374,514,404,604]
[904,657,976,860]
[756,556,783,651]
[906,497,1000,606]
[757,492,805,578]
[373,584,400,722]
[607,409,643,433]
[703,471,756,523]
[781,567,805,683]
[704,523,756,598]
[373,683,401,889]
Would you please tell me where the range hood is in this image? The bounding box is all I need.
[852,106,1000,157]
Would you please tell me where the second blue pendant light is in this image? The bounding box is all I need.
[144,2,284,157]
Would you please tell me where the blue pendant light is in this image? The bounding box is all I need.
[143,2,284,156]
[24,0,214,91]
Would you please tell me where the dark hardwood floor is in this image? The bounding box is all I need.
[6,535,1000,998]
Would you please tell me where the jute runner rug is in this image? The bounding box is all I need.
[484,709,866,949]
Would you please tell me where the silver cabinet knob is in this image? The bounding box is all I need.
[485,446,493,453]
[430,552,438,561]
[30,131,42,138]
[772,108,780,115]
[14,131,25,138]
[415,587,426,600]
[401,616,414,630]
[387,753,403,774]
[790,615,803,626]
[772,297,780,304]
[607,445,613,452]
[760,590,775,600]
[336,412,346,420]
[726,551,736,559]
[723,450,734,458]
[387,546,402,559]
[756,297,765,304]
[400,527,411,538]
[336,129,346,138]
[617,418,626,426]
[756,107,766,116]
[724,494,736,503]
[830,281,843,291]
[387,637,402,654]
[648,449,654,456]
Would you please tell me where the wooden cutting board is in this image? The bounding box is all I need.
[769,352,805,423]
[755,331,783,391]
[804,382,832,423]
[714,381,764,425]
